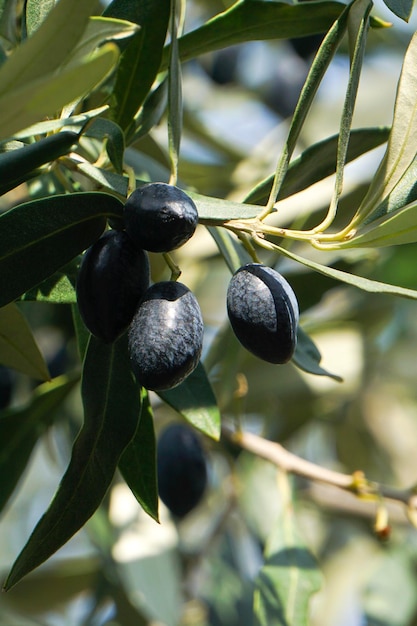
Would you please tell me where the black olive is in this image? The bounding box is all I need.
[157,422,207,518]
[128,281,203,391]
[226,263,299,364]
[124,182,198,253]
[76,230,150,343]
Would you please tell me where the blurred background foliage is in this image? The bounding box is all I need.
[1,0,417,624]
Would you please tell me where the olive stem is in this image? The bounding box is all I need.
[163,252,182,281]
[221,425,417,523]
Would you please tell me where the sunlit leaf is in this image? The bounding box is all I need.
[352,31,417,224]
[119,388,159,521]
[0,43,119,140]
[83,118,125,174]
[4,335,141,590]
[25,0,56,36]
[67,16,139,66]
[0,373,80,515]
[0,0,98,95]
[0,303,49,380]
[158,362,221,440]
[0,192,123,307]
[273,243,417,300]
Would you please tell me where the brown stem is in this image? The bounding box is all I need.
[221,425,415,512]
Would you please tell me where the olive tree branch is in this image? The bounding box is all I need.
[221,425,417,523]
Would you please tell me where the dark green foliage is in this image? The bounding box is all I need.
[0,130,78,196]
[227,264,299,364]
[0,365,14,410]
[124,183,198,252]
[76,229,150,343]
[128,281,204,391]
[157,422,207,518]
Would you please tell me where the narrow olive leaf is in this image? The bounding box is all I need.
[119,388,159,522]
[273,243,417,300]
[0,43,119,140]
[191,191,263,221]
[0,303,49,380]
[167,0,182,182]
[4,335,141,591]
[338,200,417,248]
[253,475,322,626]
[12,106,109,139]
[0,192,123,308]
[158,363,221,441]
[321,0,372,228]
[265,1,351,211]
[382,0,413,21]
[104,0,170,132]
[132,78,168,141]
[207,226,253,274]
[83,118,125,174]
[74,161,129,197]
[67,16,139,67]
[352,31,417,224]
[161,1,346,69]
[293,327,343,381]
[0,0,98,95]
[244,127,390,205]
[0,372,80,515]
[25,0,56,36]
[0,131,78,196]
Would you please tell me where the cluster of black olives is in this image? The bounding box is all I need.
[76,182,203,391]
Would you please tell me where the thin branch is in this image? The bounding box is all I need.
[221,425,416,517]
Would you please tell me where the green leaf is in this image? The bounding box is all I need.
[0,372,80,515]
[161,0,346,69]
[74,161,129,196]
[293,327,343,382]
[338,199,417,248]
[4,335,141,590]
[21,265,78,304]
[158,362,221,440]
[207,226,253,274]
[0,0,98,95]
[11,106,109,139]
[0,303,50,380]
[83,118,125,174]
[132,78,168,141]
[167,0,182,180]
[352,31,417,225]
[0,131,79,196]
[192,191,263,221]
[67,16,139,67]
[244,127,390,205]
[381,0,413,21]
[104,0,171,132]
[274,243,417,300]
[0,192,123,307]
[119,388,159,522]
[25,0,56,36]
[0,43,120,140]
[253,476,322,626]
[264,1,350,212]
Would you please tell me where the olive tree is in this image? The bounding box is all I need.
[1,0,417,624]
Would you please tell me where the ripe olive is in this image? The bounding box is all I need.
[124,182,198,252]
[226,263,299,364]
[76,230,150,343]
[157,422,207,518]
[128,281,203,391]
